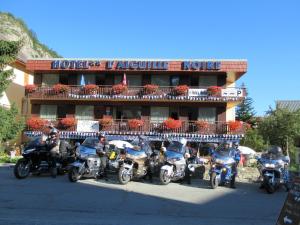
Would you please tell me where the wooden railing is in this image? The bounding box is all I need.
[26,85,246,102]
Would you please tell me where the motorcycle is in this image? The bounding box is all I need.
[14,137,75,179]
[257,153,291,194]
[159,140,195,185]
[209,148,237,189]
[118,140,155,184]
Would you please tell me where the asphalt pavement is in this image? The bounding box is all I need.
[0,165,287,225]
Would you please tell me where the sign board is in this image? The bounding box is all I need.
[221,88,243,97]
[188,88,207,97]
[276,176,300,225]
[76,120,99,132]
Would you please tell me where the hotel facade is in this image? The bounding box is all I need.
[24,58,247,143]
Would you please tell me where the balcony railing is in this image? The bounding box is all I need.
[25,118,248,135]
[26,85,246,102]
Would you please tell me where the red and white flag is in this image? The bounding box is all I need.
[122,73,127,86]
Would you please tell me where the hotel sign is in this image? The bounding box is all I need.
[106,61,168,70]
[51,60,100,69]
[182,61,221,70]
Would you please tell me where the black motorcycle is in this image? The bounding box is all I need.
[14,137,75,179]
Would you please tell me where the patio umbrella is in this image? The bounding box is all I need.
[239,146,257,155]
[122,73,127,86]
[80,74,86,86]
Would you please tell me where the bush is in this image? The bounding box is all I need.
[112,84,127,95]
[163,118,182,129]
[52,83,69,94]
[143,84,159,95]
[26,117,46,130]
[173,85,189,96]
[228,120,243,131]
[128,119,144,129]
[240,128,267,152]
[207,86,222,96]
[25,84,37,93]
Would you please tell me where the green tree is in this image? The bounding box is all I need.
[240,128,266,152]
[0,40,25,143]
[236,84,256,124]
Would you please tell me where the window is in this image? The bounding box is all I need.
[77,74,95,85]
[116,106,142,120]
[42,74,59,86]
[170,75,180,86]
[199,75,217,87]
[114,74,142,86]
[40,105,57,120]
[75,105,94,120]
[151,75,169,86]
[150,107,169,122]
[198,107,216,122]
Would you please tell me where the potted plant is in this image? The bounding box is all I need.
[52,83,69,94]
[163,118,182,130]
[228,120,243,132]
[143,84,159,95]
[207,86,222,96]
[25,84,37,94]
[83,84,99,95]
[26,117,46,130]
[128,119,144,130]
[173,85,189,96]
[195,120,209,131]
[99,117,113,129]
[112,84,128,95]
[59,117,76,130]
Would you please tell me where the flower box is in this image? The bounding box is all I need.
[195,120,209,131]
[53,83,69,94]
[143,84,159,95]
[207,86,222,96]
[112,84,128,95]
[25,84,37,94]
[83,84,99,95]
[99,117,113,128]
[173,85,189,96]
[228,120,243,132]
[26,117,46,130]
[128,119,144,129]
[163,118,182,130]
[59,118,76,129]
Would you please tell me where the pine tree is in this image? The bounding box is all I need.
[236,83,256,123]
[0,40,24,143]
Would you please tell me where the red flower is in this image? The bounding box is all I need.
[99,118,113,127]
[83,84,99,94]
[25,84,37,93]
[112,84,128,95]
[228,120,243,131]
[195,120,209,130]
[128,119,144,129]
[173,85,189,96]
[53,83,69,94]
[207,86,222,96]
[59,118,76,128]
[26,117,46,130]
[163,118,182,129]
[143,84,159,95]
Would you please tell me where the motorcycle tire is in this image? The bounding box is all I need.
[230,175,236,188]
[68,166,81,182]
[210,172,218,189]
[263,177,275,194]
[159,170,171,185]
[118,167,131,185]
[14,159,30,179]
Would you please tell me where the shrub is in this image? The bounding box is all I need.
[83,84,98,94]
[228,120,243,131]
[195,120,209,130]
[143,84,159,95]
[112,84,128,95]
[52,83,69,94]
[26,117,46,130]
[59,117,76,128]
[207,86,222,96]
[99,117,113,127]
[128,119,144,129]
[25,84,37,93]
[173,85,189,96]
[163,118,182,129]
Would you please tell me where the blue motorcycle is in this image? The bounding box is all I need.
[209,148,238,189]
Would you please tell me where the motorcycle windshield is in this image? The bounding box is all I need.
[79,145,96,155]
[81,138,99,149]
[166,141,185,154]
[260,154,283,165]
[165,150,184,160]
[213,150,235,164]
[125,147,146,156]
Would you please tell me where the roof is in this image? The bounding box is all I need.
[276,100,300,112]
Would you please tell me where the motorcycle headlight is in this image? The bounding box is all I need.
[264,163,275,168]
[215,159,224,164]
[24,148,35,154]
[166,157,178,164]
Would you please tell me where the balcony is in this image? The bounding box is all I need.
[24,118,248,141]
[25,85,246,103]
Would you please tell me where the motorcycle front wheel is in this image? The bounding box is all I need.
[14,159,31,179]
[210,172,218,189]
[118,167,131,185]
[68,166,81,182]
[159,170,171,185]
[263,176,276,194]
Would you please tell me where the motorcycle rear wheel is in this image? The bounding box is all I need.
[159,170,171,185]
[14,159,30,179]
[118,167,131,185]
[68,166,81,182]
[210,172,218,189]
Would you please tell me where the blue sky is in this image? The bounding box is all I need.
[1,0,300,115]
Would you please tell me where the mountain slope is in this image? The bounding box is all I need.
[0,12,61,59]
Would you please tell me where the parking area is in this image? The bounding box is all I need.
[0,165,286,225]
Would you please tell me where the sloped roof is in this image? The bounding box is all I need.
[276,100,300,112]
